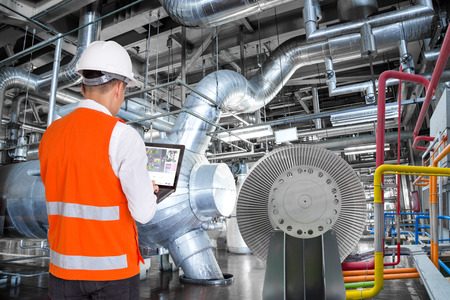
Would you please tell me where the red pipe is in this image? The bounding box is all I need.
[342,259,375,271]
[342,71,430,271]
[376,70,429,167]
[385,66,402,267]
[412,31,450,150]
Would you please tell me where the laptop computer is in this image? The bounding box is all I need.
[145,142,185,203]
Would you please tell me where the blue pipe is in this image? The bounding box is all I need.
[439,259,450,276]
[415,215,431,245]
[415,215,450,244]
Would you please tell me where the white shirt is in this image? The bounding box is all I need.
[77,100,157,224]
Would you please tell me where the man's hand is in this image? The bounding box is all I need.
[152,180,159,194]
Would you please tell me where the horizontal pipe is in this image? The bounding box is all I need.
[345,281,375,289]
[439,259,450,276]
[0,0,144,67]
[159,0,296,27]
[304,0,433,42]
[344,272,420,283]
[343,268,417,277]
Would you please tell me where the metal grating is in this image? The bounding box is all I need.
[236,144,366,262]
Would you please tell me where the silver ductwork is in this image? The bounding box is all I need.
[167,13,434,154]
[0,0,436,282]
[35,6,100,92]
[0,4,99,122]
[337,0,378,22]
[158,0,296,27]
[137,148,236,280]
[303,0,433,42]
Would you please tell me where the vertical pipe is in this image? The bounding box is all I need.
[413,32,450,149]
[431,143,450,266]
[312,87,321,129]
[47,34,63,127]
[144,11,152,102]
[181,26,187,105]
[239,26,246,78]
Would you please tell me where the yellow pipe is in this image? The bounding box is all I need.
[346,164,450,300]
[346,252,383,299]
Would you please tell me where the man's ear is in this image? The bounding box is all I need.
[113,81,123,98]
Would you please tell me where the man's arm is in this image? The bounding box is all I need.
[110,123,157,224]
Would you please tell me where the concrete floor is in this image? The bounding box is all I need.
[0,238,432,299]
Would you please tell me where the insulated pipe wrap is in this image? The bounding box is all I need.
[160,0,296,27]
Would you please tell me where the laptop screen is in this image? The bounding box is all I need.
[144,143,185,188]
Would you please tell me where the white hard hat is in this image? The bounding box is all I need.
[76,41,138,87]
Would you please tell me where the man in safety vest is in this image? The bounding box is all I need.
[39,40,158,300]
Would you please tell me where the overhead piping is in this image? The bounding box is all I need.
[168,12,434,154]
[35,5,101,92]
[303,0,434,42]
[0,4,100,124]
[158,0,297,27]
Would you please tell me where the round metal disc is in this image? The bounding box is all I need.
[268,165,341,239]
[236,144,366,262]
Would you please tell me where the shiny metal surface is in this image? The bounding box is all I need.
[35,4,100,92]
[227,170,251,254]
[337,0,378,22]
[166,228,223,280]
[159,0,296,27]
[236,144,366,263]
[137,145,236,279]
[268,165,342,239]
[304,0,433,42]
[0,161,47,238]
[47,34,62,128]
[189,163,236,221]
[262,230,345,300]
[0,6,98,120]
[360,23,377,59]
[168,14,433,153]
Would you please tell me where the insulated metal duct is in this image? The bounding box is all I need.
[159,0,296,27]
[337,0,378,22]
[167,13,434,154]
[35,4,101,92]
[0,0,436,282]
[0,4,99,122]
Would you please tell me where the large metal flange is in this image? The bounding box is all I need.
[268,166,341,239]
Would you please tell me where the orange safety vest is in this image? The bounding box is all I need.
[39,107,143,281]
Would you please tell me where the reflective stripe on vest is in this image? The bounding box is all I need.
[51,250,128,271]
[46,202,120,221]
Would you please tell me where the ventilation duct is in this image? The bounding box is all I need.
[159,0,297,27]
[337,0,378,22]
[0,0,436,282]
[166,14,433,154]
[0,3,100,122]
